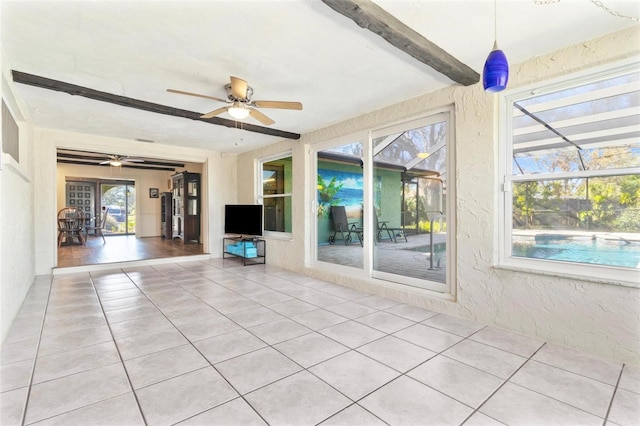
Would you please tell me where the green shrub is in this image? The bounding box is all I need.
[614,209,640,232]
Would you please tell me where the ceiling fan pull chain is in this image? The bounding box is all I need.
[589,0,640,22]
[533,0,639,22]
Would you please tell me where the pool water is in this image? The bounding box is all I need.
[512,237,640,269]
[407,243,447,254]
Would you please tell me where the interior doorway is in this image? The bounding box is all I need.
[56,152,208,269]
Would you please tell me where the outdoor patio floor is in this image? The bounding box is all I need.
[318,233,447,283]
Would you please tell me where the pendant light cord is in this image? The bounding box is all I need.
[494,0,497,42]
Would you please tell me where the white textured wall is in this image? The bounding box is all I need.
[238,27,640,364]
[0,161,36,343]
[0,99,36,344]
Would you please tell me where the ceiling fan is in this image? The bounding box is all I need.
[99,155,144,167]
[167,76,303,126]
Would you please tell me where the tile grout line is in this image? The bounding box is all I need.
[19,275,55,426]
[458,340,621,424]
[602,363,626,426]
[298,319,488,423]
[457,341,548,425]
[334,326,498,421]
[90,269,150,426]
[529,357,626,389]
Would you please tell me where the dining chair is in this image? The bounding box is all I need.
[84,207,109,244]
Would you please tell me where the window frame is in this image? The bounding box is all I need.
[497,60,640,288]
[256,151,293,239]
[1,75,30,182]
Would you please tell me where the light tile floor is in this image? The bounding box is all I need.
[1,258,639,425]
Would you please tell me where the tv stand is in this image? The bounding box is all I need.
[223,236,266,266]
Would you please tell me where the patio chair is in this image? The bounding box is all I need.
[57,207,86,247]
[84,207,109,244]
[329,206,363,246]
[374,211,407,243]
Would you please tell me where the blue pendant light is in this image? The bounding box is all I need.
[483,1,509,92]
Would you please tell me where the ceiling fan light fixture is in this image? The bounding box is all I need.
[110,160,122,167]
[228,104,250,120]
[169,76,301,125]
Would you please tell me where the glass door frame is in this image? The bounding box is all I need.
[310,108,456,296]
[368,112,454,294]
[99,180,136,236]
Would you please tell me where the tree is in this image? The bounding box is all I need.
[101,186,126,208]
[317,175,343,218]
[619,174,640,206]
[513,181,539,229]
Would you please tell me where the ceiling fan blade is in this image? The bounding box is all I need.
[123,158,144,163]
[252,100,303,110]
[230,76,248,100]
[166,89,227,103]
[99,160,111,165]
[200,106,229,119]
[249,108,275,126]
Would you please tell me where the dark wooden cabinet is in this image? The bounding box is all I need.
[160,192,172,239]
[171,172,200,243]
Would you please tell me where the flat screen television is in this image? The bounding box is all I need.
[224,204,263,237]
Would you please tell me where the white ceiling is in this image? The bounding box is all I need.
[2,0,638,154]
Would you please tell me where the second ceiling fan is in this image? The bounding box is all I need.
[167,76,303,126]
[99,154,144,167]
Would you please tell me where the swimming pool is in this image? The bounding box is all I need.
[512,237,640,269]
[407,242,447,254]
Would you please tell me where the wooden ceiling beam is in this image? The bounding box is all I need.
[57,150,186,167]
[56,159,178,171]
[321,0,479,86]
[12,70,300,140]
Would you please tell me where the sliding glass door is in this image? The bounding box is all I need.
[371,114,451,292]
[100,181,136,235]
[316,141,364,269]
[313,111,454,294]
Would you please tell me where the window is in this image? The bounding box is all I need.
[259,154,292,236]
[2,100,19,162]
[500,63,640,283]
